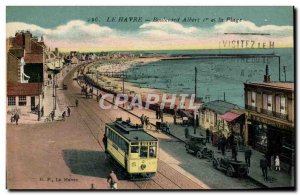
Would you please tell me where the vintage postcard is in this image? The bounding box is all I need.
[6,6,295,190]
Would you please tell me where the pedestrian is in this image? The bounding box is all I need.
[107,170,118,189]
[140,114,144,126]
[102,134,108,152]
[275,155,280,171]
[145,117,149,129]
[206,128,210,143]
[14,112,20,125]
[165,122,170,134]
[173,114,177,125]
[260,156,268,181]
[62,111,66,121]
[160,110,163,121]
[244,148,252,167]
[51,111,55,121]
[184,128,189,139]
[75,99,79,107]
[232,145,237,161]
[155,107,159,119]
[67,107,71,117]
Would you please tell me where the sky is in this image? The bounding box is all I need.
[6,6,294,51]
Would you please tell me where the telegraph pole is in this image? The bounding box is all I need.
[97,71,99,97]
[194,67,197,134]
[123,72,125,107]
[283,66,287,82]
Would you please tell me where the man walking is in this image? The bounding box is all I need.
[232,145,237,161]
[67,107,71,117]
[206,129,210,143]
[75,99,79,107]
[14,112,20,125]
[260,156,268,181]
[107,170,118,189]
[244,148,252,167]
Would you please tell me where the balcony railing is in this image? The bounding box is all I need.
[245,104,257,112]
[246,105,289,121]
[274,112,288,120]
[260,108,289,121]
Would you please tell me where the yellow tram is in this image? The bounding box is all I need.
[104,118,159,179]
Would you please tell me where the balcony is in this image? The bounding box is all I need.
[245,104,257,112]
[261,108,289,121]
[274,112,288,120]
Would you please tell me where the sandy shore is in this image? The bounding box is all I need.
[86,57,197,109]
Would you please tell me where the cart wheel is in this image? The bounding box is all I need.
[226,166,234,177]
[196,151,203,159]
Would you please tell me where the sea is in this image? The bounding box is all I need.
[123,48,294,107]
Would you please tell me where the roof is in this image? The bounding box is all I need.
[7,81,43,96]
[221,112,241,122]
[245,82,294,91]
[24,53,43,64]
[202,100,240,115]
[106,122,158,142]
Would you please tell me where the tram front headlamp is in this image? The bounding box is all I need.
[141,164,146,170]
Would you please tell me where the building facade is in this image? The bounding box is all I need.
[199,100,246,142]
[244,66,294,166]
[7,31,45,117]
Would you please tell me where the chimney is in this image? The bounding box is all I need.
[24,31,32,53]
[263,64,271,83]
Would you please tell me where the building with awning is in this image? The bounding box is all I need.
[199,100,246,140]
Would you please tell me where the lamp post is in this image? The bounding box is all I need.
[37,73,41,121]
[194,67,197,134]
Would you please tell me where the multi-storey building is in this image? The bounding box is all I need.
[244,65,294,166]
[7,31,45,117]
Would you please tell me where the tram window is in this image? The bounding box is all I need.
[140,146,148,158]
[131,146,139,153]
[149,146,156,158]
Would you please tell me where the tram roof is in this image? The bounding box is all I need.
[106,122,158,142]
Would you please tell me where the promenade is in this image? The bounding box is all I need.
[84,77,294,189]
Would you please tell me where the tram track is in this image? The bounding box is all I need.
[59,63,263,190]
[59,66,191,189]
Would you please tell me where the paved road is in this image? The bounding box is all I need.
[7,64,261,190]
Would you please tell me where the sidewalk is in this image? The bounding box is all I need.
[88,89,293,189]
[80,67,294,189]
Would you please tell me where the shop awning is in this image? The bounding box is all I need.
[221,112,241,122]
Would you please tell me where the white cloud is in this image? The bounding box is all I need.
[214,20,293,37]
[140,21,199,34]
[6,20,293,50]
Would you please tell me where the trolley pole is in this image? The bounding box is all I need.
[123,72,125,107]
[194,67,197,134]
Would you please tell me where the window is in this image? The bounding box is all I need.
[131,146,139,153]
[251,91,256,107]
[149,146,157,158]
[19,96,27,106]
[140,146,148,158]
[8,96,16,106]
[263,94,272,111]
[276,95,286,114]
